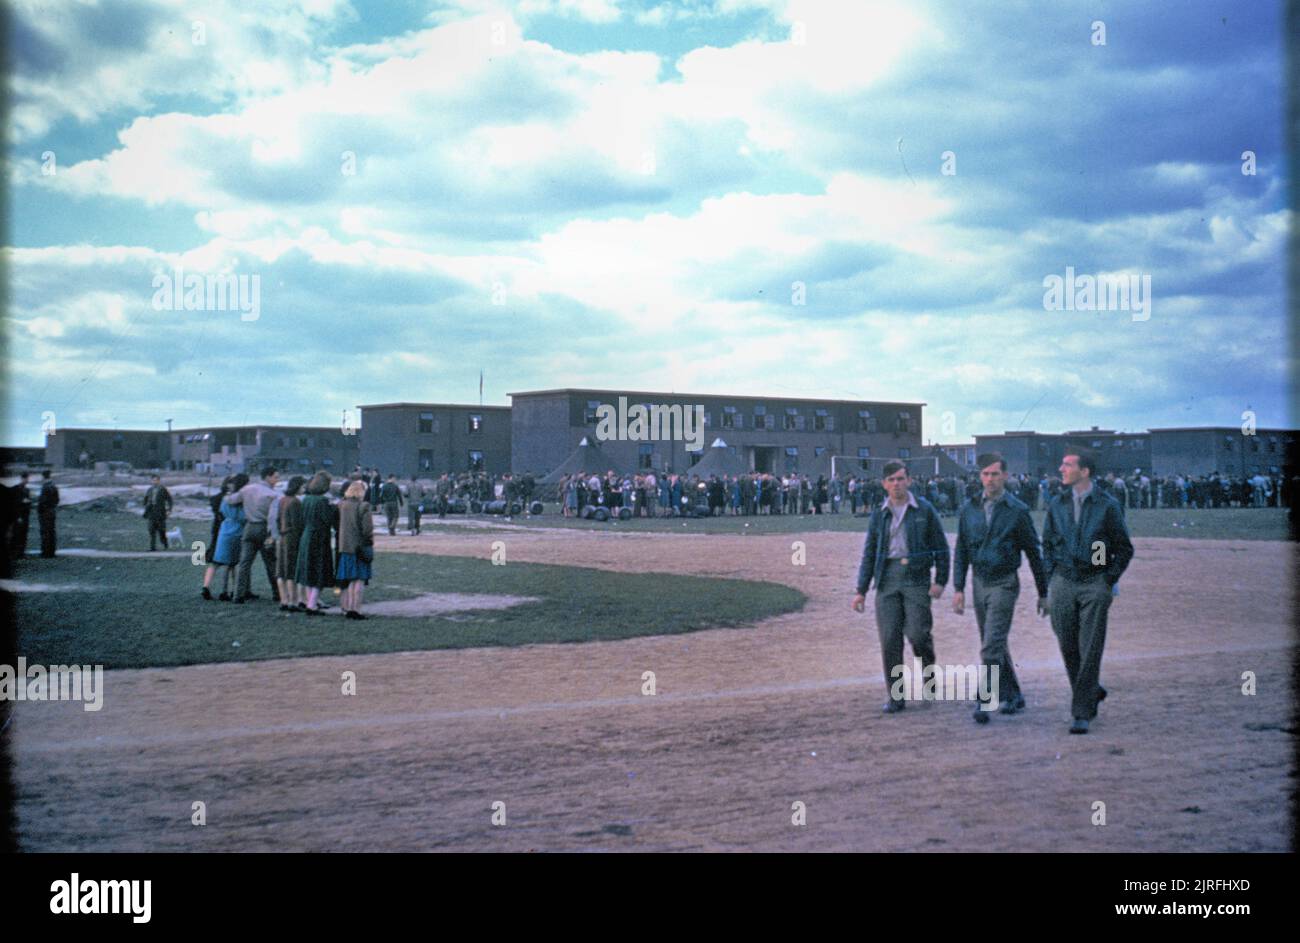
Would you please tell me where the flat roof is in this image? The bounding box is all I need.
[358,402,510,411]
[508,388,925,407]
[1146,426,1295,433]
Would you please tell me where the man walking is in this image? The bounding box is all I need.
[231,467,280,603]
[37,470,59,558]
[852,461,949,713]
[143,474,173,550]
[380,474,403,535]
[1041,448,1134,734]
[952,453,1048,724]
[407,476,424,535]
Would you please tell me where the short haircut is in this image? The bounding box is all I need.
[261,466,278,480]
[1063,446,1097,477]
[306,471,331,495]
[344,480,368,500]
[976,452,1006,472]
[881,460,907,479]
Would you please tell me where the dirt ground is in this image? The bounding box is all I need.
[9,527,1296,851]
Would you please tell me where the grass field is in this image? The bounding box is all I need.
[12,550,806,670]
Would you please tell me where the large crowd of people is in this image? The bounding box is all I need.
[550,468,1295,518]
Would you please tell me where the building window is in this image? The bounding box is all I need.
[584,401,601,424]
[322,457,334,467]
[814,408,832,431]
[149,437,158,451]
[419,450,434,471]
[1132,439,1143,448]
[783,407,804,431]
[1114,439,1124,448]
[1268,436,1277,452]
[785,447,798,457]
[898,448,911,459]
[1251,438,1260,452]
[1224,436,1233,451]
[468,450,484,472]
[320,435,332,448]
[858,410,877,433]
[897,411,913,434]
[469,414,484,434]
[721,406,737,429]
[814,446,826,457]
[638,443,654,469]
[112,434,124,450]
[754,405,771,430]
[298,435,309,448]
[176,434,183,444]
[419,412,435,434]
[1091,440,1102,449]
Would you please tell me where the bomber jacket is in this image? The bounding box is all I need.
[1041,485,1134,585]
[952,491,1048,596]
[855,494,950,594]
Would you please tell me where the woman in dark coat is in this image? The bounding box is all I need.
[295,472,337,614]
[275,475,306,611]
[200,475,234,600]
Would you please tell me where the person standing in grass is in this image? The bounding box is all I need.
[275,475,306,611]
[143,474,173,551]
[209,473,249,600]
[335,479,375,621]
[295,472,337,614]
[201,476,233,600]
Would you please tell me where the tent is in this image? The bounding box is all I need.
[538,436,627,488]
[686,438,749,477]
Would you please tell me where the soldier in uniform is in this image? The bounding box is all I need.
[143,474,174,550]
[407,476,425,534]
[37,469,60,558]
[379,474,403,535]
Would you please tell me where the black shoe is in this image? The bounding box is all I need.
[201,588,214,600]
[295,602,307,611]
[1096,686,1107,704]
[345,610,367,621]
[882,700,906,714]
[280,604,291,612]
[218,592,232,601]
[1069,718,1090,734]
[973,707,990,724]
[304,607,321,616]
[243,592,260,600]
[234,596,246,604]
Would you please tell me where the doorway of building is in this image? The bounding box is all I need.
[750,446,777,473]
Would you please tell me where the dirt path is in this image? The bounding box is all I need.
[9,530,1295,851]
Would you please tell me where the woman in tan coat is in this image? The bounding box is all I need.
[335,479,375,620]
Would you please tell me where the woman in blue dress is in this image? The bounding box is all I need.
[211,473,248,601]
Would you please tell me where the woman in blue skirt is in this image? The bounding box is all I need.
[335,479,375,620]
[210,473,248,600]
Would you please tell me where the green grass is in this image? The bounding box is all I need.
[13,551,806,670]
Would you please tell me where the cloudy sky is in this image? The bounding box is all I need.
[4,0,1291,445]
